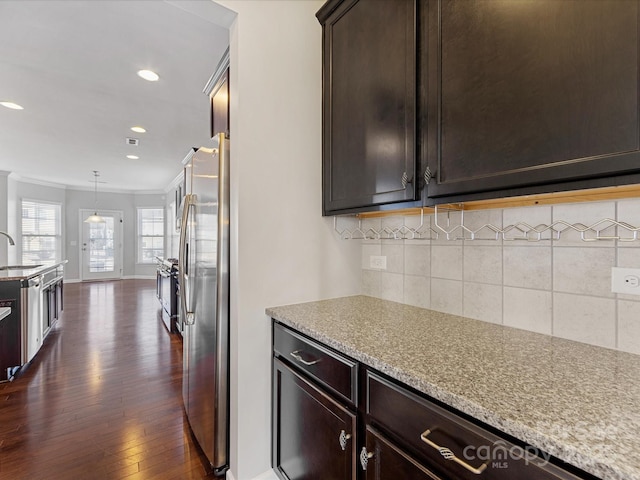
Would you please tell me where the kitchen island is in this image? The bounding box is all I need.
[0,262,66,381]
[267,295,640,480]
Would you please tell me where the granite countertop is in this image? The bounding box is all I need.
[0,260,67,282]
[266,295,640,480]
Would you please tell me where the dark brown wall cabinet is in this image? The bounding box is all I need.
[210,67,229,139]
[423,0,640,202]
[318,0,640,212]
[317,0,420,215]
[272,320,592,480]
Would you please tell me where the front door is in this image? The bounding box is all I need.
[80,210,123,281]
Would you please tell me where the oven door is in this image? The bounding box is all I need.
[159,269,172,331]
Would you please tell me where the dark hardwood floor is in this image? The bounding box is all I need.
[0,279,215,480]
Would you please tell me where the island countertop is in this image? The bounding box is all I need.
[266,295,640,480]
[0,261,67,282]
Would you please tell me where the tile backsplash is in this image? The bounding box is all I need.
[359,199,640,355]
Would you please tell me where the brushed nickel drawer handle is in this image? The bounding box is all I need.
[420,429,487,475]
[290,350,320,366]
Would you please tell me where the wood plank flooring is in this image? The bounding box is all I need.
[0,279,216,480]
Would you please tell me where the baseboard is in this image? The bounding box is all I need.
[65,276,155,283]
[226,469,278,480]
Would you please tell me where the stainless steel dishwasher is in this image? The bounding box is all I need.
[20,274,42,364]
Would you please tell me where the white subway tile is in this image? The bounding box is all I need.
[553,293,616,348]
[362,270,381,297]
[553,247,615,298]
[463,282,502,324]
[431,245,463,280]
[503,246,552,290]
[618,300,640,355]
[463,246,502,285]
[405,244,430,276]
[431,279,463,316]
[404,275,430,309]
[381,243,404,274]
[380,272,404,303]
[503,287,552,335]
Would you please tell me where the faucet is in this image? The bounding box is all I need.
[0,232,15,245]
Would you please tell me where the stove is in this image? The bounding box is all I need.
[156,258,179,334]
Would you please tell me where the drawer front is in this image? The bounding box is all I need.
[366,371,586,480]
[273,322,357,404]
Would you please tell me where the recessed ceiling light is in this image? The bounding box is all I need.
[0,101,24,110]
[137,70,159,82]
[126,155,139,160]
[130,126,146,133]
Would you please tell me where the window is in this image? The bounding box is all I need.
[137,208,164,264]
[21,200,62,266]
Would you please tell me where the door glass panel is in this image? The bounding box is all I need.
[89,217,115,273]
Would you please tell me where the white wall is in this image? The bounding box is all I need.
[64,188,165,280]
[0,177,165,278]
[217,1,362,478]
[0,172,10,265]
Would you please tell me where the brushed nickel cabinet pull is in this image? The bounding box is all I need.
[420,429,487,475]
[289,350,320,366]
[339,430,351,451]
[359,447,374,470]
[401,171,413,188]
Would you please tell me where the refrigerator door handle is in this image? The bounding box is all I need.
[179,193,195,325]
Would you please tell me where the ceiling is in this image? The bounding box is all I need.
[0,0,231,193]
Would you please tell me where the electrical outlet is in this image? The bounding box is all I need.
[612,267,640,295]
[370,255,387,270]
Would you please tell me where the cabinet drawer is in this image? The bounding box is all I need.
[366,371,586,480]
[273,322,357,404]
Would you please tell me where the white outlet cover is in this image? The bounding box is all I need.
[612,267,640,295]
[370,255,387,270]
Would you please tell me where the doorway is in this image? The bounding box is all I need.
[79,210,123,281]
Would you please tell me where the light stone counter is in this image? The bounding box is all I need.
[266,295,640,480]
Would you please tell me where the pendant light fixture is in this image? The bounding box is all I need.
[84,170,105,223]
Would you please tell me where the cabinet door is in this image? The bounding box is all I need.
[272,358,356,480]
[424,0,640,201]
[319,0,418,215]
[362,426,442,480]
[56,280,63,315]
[210,67,229,138]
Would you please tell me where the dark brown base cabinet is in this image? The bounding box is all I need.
[272,358,357,480]
[272,321,594,480]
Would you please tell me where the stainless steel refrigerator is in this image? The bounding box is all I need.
[179,133,230,476]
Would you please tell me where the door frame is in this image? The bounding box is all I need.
[78,209,124,281]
